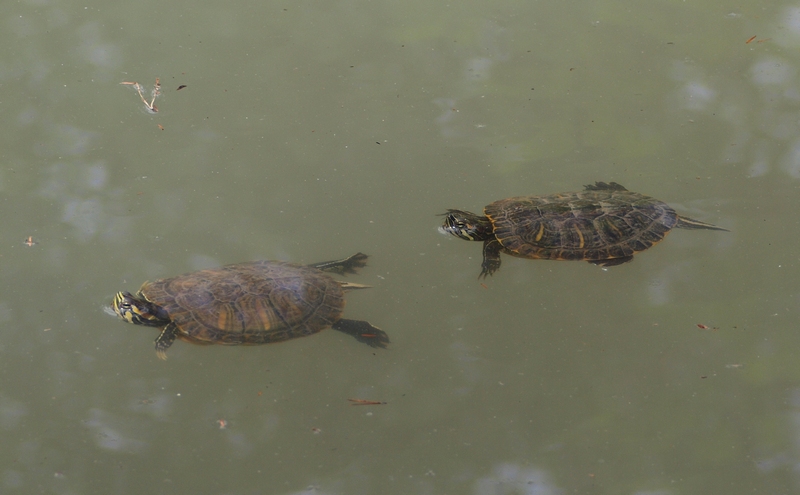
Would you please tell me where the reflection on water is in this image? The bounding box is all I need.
[0,395,27,430]
[473,463,557,495]
[84,408,149,453]
[38,160,129,240]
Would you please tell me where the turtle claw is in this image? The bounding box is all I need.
[479,261,500,279]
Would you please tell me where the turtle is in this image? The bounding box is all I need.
[440,182,728,277]
[111,252,389,359]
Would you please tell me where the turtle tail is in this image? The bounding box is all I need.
[675,216,729,232]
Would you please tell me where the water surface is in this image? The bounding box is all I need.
[1,1,799,494]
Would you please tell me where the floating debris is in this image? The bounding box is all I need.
[348,398,387,406]
[696,323,720,331]
[120,78,161,113]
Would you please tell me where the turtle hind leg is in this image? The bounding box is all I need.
[479,239,503,278]
[675,216,729,232]
[310,253,368,275]
[332,319,389,349]
[589,255,633,267]
[154,323,178,360]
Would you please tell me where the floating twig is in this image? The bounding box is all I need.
[348,398,387,406]
[120,78,161,113]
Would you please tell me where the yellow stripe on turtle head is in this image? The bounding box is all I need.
[112,292,135,322]
[113,291,168,326]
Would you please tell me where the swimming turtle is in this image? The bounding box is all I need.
[111,253,388,359]
[440,182,728,277]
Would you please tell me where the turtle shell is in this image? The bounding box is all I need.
[138,261,345,345]
[484,182,677,262]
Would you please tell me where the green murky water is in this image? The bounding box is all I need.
[2,1,799,493]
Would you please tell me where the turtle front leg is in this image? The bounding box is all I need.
[154,323,178,360]
[480,239,503,278]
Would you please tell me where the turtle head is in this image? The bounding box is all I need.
[439,209,494,241]
[112,291,170,327]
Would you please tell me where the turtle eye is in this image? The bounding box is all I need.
[443,215,464,230]
[444,217,474,239]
